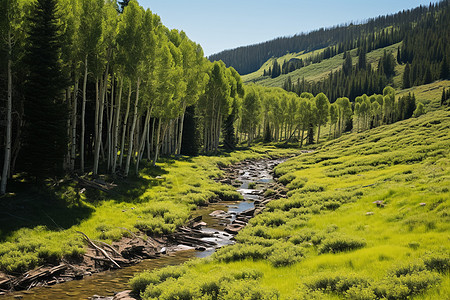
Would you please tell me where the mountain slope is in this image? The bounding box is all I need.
[210,2,445,76]
[131,107,450,299]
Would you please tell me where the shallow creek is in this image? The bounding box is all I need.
[5,158,284,300]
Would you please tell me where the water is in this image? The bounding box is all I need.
[4,158,282,300]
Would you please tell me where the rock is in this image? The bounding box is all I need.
[159,247,167,254]
[192,222,207,229]
[254,208,264,215]
[209,210,226,216]
[372,200,385,207]
[366,212,374,216]
[190,215,202,223]
[224,224,244,234]
[113,290,136,300]
[419,203,426,206]
[195,246,206,251]
[240,207,255,217]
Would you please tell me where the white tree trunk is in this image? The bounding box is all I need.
[112,78,123,173]
[80,55,88,173]
[136,106,152,173]
[70,80,78,171]
[1,33,12,195]
[124,77,140,177]
[153,119,161,166]
[93,66,109,175]
[107,76,114,171]
[176,103,187,155]
[119,84,131,168]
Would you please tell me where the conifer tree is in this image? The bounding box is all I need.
[343,52,352,76]
[403,63,411,88]
[181,105,200,155]
[22,0,68,179]
[440,55,449,80]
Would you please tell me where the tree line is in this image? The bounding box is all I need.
[226,84,424,151]
[0,0,242,194]
[210,1,448,75]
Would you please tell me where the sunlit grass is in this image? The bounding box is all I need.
[0,146,299,275]
[131,108,450,299]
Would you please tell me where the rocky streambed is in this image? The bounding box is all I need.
[2,156,290,300]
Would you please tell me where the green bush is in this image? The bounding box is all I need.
[213,243,272,262]
[278,173,296,185]
[268,243,304,267]
[304,273,369,293]
[286,177,308,190]
[318,235,366,254]
[219,280,280,300]
[423,252,450,273]
[130,265,187,294]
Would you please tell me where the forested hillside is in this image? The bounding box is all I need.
[210,1,448,77]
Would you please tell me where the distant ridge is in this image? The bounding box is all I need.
[209,1,446,75]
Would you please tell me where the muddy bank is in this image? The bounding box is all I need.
[1,156,292,299]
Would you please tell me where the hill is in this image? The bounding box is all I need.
[242,43,401,87]
[131,107,450,299]
[210,2,447,76]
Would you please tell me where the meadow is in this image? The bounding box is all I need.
[0,147,299,276]
[131,108,450,299]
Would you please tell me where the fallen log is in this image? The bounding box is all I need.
[77,231,121,269]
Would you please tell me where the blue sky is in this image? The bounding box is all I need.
[139,0,436,56]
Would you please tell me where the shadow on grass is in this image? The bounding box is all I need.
[0,181,94,241]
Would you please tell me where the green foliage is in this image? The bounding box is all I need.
[132,109,449,299]
[22,0,68,178]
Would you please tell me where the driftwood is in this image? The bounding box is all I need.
[77,231,121,269]
[94,240,122,257]
[77,176,117,192]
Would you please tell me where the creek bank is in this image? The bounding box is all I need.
[1,155,294,299]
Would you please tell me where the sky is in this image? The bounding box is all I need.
[139,0,436,57]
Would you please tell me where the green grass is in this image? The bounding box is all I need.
[397,80,450,111]
[131,108,450,299]
[242,43,401,88]
[0,146,299,275]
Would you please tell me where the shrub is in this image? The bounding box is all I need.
[252,211,287,227]
[423,252,450,273]
[318,235,366,254]
[213,243,272,262]
[304,273,368,293]
[268,243,304,267]
[286,177,308,190]
[130,265,187,294]
[219,280,280,300]
[278,173,296,185]
[345,285,377,300]
[388,261,426,277]
[232,268,263,280]
[299,184,325,194]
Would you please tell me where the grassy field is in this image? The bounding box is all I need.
[131,108,450,299]
[242,43,401,89]
[0,147,299,275]
[397,80,450,111]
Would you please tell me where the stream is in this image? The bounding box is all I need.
[5,158,285,300]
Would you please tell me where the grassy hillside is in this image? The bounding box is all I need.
[242,43,401,88]
[397,80,450,111]
[131,108,450,299]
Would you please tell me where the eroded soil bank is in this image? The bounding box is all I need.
[2,156,292,300]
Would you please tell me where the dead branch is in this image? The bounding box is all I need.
[77,231,121,269]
